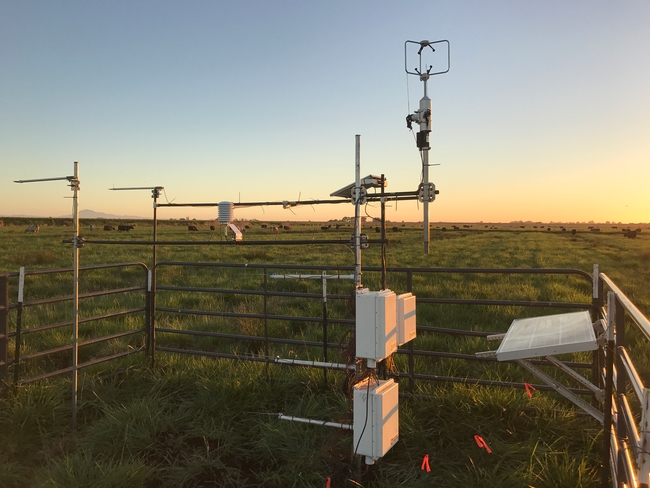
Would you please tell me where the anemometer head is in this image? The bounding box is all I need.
[404,39,450,78]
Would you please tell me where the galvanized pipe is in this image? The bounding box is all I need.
[354,134,362,288]
[277,414,353,431]
[71,161,80,429]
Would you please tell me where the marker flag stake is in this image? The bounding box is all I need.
[474,435,493,454]
[421,454,431,472]
[525,382,536,399]
[325,477,331,488]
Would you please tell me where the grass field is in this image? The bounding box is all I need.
[1,219,649,487]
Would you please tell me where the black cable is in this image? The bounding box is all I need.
[353,375,372,459]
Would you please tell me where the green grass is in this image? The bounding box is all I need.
[1,219,649,487]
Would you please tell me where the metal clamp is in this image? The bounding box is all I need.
[351,186,367,205]
[349,234,369,249]
[418,182,437,202]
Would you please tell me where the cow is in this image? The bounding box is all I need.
[25,225,39,233]
[188,225,198,231]
[104,225,115,231]
[270,226,279,233]
[261,224,267,228]
[118,225,134,231]
[89,224,95,231]
[392,226,401,232]
[210,225,216,231]
[283,225,292,231]
[624,230,638,239]
[375,227,381,233]
[320,226,329,231]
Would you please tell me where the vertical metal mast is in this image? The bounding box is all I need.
[71,162,80,428]
[14,162,81,427]
[405,39,449,254]
[353,135,362,288]
[107,185,163,367]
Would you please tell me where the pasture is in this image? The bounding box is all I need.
[1,219,649,487]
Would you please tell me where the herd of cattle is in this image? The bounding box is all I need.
[100,225,135,231]
[21,223,645,239]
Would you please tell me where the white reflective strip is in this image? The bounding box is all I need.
[607,291,616,341]
[18,267,25,303]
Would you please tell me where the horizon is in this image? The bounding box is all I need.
[1,211,647,227]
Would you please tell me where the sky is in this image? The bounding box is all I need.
[1,1,649,223]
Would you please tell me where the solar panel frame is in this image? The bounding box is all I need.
[496,311,597,361]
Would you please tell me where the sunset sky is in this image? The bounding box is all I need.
[1,1,649,223]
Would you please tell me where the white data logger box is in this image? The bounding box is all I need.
[356,289,397,367]
[353,378,399,464]
[396,293,417,346]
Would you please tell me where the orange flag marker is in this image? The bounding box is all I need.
[421,454,431,472]
[474,434,493,454]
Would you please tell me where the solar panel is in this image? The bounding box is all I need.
[330,175,386,198]
[496,311,597,361]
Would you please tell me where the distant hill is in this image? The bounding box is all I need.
[1,209,146,220]
[57,209,147,220]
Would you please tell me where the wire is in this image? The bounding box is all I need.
[353,374,372,460]
[363,203,376,222]
[162,188,175,204]
[405,71,411,115]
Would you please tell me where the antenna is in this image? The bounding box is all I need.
[109,185,164,364]
[15,162,82,428]
[405,39,449,254]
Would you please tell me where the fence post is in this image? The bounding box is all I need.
[0,275,8,387]
[145,269,151,358]
[406,270,414,393]
[322,272,328,387]
[150,268,157,368]
[615,296,628,484]
[602,291,616,488]
[264,267,269,380]
[592,265,603,390]
[13,267,25,386]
